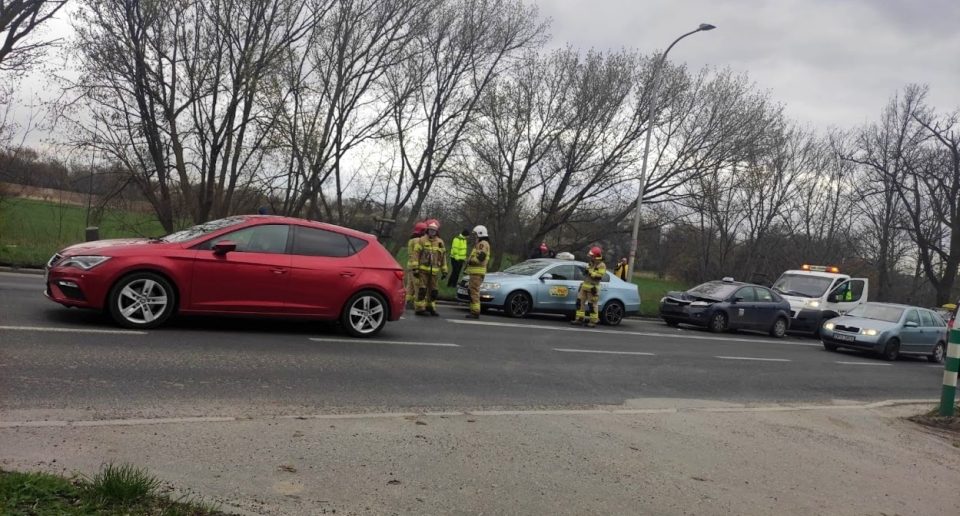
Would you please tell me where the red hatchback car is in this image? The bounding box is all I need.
[44,216,406,337]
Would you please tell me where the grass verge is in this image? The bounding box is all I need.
[0,198,166,268]
[0,464,228,515]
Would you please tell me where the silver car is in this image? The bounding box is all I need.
[820,302,948,362]
[455,259,641,325]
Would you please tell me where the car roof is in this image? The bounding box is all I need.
[862,301,929,311]
[243,215,375,240]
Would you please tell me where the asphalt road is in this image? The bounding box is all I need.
[0,272,945,418]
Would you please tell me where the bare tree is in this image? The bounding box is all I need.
[456,48,577,267]
[0,0,67,72]
[384,0,547,251]
[266,0,424,223]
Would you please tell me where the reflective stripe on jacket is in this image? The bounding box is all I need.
[450,235,468,261]
[407,237,419,269]
[465,240,491,275]
[583,261,606,287]
[414,235,447,274]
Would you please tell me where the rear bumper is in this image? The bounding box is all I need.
[789,309,826,333]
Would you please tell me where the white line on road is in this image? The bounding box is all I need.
[446,319,820,347]
[836,361,892,367]
[554,348,656,356]
[0,325,146,335]
[309,337,459,347]
[714,356,791,362]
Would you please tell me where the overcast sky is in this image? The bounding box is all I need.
[537,0,959,129]
[8,0,960,151]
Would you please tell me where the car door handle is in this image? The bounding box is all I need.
[271,268,288,275]
[340,271,356,278]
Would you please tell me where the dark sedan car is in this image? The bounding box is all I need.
[659,279,792,337]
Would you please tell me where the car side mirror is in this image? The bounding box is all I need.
[732,296,743,303]
[213,240,237,255]
[904,321,919,328]
[540,273,553,281]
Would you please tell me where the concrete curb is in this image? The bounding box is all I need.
[0,266,44,275]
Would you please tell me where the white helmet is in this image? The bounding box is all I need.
[472,225,488,238]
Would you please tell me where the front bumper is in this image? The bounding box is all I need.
[820,330,885,352]
[44,266,112,309]
[454,279,500,305]
[659,304,711,327]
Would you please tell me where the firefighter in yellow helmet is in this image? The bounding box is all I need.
[414,219,447,316]
[405,221,427,307]
[572,246,606,327]
[464,225,491,319]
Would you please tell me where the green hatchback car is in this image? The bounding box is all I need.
[820,302,948,362]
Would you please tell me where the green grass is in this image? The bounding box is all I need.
[0,464,227,515]
[631,273,690,317]
[0,198,167,268]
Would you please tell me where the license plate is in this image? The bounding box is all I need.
[834,333,856,342]
[457,287,468,296]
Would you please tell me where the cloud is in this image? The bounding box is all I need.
[536,0,960,128]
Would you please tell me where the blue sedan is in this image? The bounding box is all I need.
[820,302,948,362]
[455,259,641,325]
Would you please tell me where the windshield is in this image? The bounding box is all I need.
[161,217,247,243]
[503,260,551,276]
[844,304,904,323]
[772,273,835,298]
[687,281,739,301]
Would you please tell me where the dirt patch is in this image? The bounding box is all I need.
[908,405,960,434]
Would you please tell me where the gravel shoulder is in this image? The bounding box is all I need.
[2,401,958,515]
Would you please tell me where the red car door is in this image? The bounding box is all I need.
[189,224,293,314]
[286,225,362,317]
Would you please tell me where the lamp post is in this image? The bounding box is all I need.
[626,23,716,282]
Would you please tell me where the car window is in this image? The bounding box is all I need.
[162,216,246,243]
[846,304,904,322]
[197,224,289,254]
[547,265,576,280]
[504,260,551,276]
[830,280,864,303]
[688,281,739,301]
[601,272,611,283]
[755,287,774,302]
[293,226,354,257]
[919,310,937,328]
[905,309,920,326]
[734,287,756,302]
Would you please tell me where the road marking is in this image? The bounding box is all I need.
[836,361,892,366]
[714,356,791,362]
[0,325,147,335]
[554,348,655,356]
[0,399,938,428]
[446,319,819,346]
[309,337,459,347]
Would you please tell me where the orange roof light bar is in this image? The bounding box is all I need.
[800,264,840,273]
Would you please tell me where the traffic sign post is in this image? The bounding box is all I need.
[939,328,960,417]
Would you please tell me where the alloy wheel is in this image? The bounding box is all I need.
[348,295,385,336]
[116,278,169,325]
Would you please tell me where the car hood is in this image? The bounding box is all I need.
[60,238,156,255]
[828,316,899,331]
[663,290,720,303]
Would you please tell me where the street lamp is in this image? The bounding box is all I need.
[626,23,716,282]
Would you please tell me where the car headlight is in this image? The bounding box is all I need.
[690,301,710,307]
[480,282,500,290]
[805,300,821,308]
[823,322,835,331]
[57,255,111,270]
[861,328,879,336]
[660,297,667,303]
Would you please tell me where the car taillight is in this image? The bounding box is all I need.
[394,270,404,282]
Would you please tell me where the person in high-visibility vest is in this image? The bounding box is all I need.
[614,257,629,281]
[405,221,427,307]
[572,246,606,327]
[464,225,491,319]
[448,228,468,287]
[414,219,447,316]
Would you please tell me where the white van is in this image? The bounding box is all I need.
[771,265,869,335]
